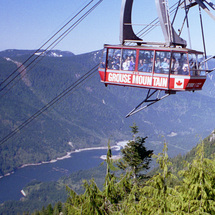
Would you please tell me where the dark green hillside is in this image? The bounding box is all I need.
[0,180,68,215]
[0,165,106,215]
[2,129,215,214]
[1,50,215,176]
[167,130,215,175]
[0,51,135,175]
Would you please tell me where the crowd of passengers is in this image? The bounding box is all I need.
[107,54,190,75]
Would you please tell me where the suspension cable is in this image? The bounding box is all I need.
[199,5,207,60]
[0,0,95,89]
[0,0,103,96]
[183,0,192,48]
[134,2,179,41]
[171,0,182,25]
[0,64,99,146]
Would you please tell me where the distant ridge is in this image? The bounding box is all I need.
[0,49,75,58]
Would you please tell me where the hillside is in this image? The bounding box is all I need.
[0,49,215,175]
[1,129,215,214]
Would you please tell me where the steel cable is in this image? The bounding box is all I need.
[0,64,99,145]
[0,0,103,96]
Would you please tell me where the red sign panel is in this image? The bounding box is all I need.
[99,69,206,91]
[105,72,168,89]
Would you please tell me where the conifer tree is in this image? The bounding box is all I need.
[65,141,119,214]
[136,142,181,214]
[130,123,138,140]
[102,141,120,213]
[46,204,53,215]
[117,123,153,182]
[53,201,63,215]
[177,141,215,214]
[65,126,153,214]
[66,179,104,214]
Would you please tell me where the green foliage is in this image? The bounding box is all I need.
[137,142,181,214]
[117,126,153,182]
[177,142,215,214]
[66,179,103,214]
[1,49,215,214]
[64,127,154,214]
[63,138,215,214]
[130,122,138,139]
[6,131,215,215]
[65,142,116,215]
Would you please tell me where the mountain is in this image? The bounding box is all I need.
[2,129,215,215]
[0,49,215,176]
[0,49,74,58]
[0,165,107,214]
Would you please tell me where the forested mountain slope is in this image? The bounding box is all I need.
[0,49,215,175]
[2,128,215,214]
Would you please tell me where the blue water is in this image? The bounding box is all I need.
[0,148,120,203]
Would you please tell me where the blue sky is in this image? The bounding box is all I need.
[0,0,215,55]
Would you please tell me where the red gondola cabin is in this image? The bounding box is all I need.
[99,45,207,93]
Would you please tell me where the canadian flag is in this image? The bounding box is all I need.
[174,78,184,89]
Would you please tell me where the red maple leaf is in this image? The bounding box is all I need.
[176,81,182,86]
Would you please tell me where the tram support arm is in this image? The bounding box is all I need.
[207,68,215,73]
[125,90,170,118]
[201,55,215,64]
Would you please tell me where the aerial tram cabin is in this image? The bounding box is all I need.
[99,45,206,92]
[98,0,215,117]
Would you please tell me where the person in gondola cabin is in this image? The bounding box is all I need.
[155,57,161,73]
[114,54,121,70]
[141,59,149,72]
[182,66,189,75]
[171,57,176,74]
[138,59,144,71]
[160,57,170,73]
[148,57,153,72]
[122,56,130,70]
[129,55,135,71]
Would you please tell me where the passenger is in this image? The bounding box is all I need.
[100,61,105,68]
[155,57,161,73]
[129,55,135,71]
[114,54,121,70]
[142,59,149,72]
[107,56,113,69]
[171,58,179,74]
[111,57,117,69]
[171,57,176,73]
[178,55,186,73]
[147,58,153,72]
[145,52,150,63]
[127,56,131,62]
[138,59,144,71]
[189,60,197,76]
[182,66,189,75]
[197,62,204,76]
[122,58,129,70]
[160,57,170,73]
[174,60,180,74]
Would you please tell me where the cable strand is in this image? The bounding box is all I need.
[0,0,99,95]
[0,64,99,145]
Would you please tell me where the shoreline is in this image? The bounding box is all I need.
[0,141,128,179]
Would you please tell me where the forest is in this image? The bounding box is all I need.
[1,51,215,214]
[29,124,215,215]
[1,50,215,176]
